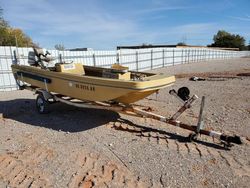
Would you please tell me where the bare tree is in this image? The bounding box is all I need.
[55,44,65,51]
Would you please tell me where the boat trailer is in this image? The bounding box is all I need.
[26,85,242,149]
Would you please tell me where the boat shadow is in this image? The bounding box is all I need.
[1,98,227,150]
[0,99,120,132]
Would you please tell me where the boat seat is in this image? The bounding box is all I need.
[110,63,128,73]
[102,63,131,80]
[55,63,85,75]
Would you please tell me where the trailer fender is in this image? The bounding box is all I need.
[35,89,53,101]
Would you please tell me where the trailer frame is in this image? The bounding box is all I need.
[24,85,242,149]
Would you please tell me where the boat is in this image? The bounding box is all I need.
[11,48,175,104]
[10,48,243,147]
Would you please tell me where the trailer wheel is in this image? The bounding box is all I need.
[36,94,50,114]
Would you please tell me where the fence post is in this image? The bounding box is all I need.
[196,49,198,61]
[136,51,138,71]
[195,49,197,62]
[181,49,183,64]
[188,49,190,63]
[93,53,96,66]
[116,51,119,64]
[151,49,153,69]
[197,49,199,61]
[197,49,199,62]
[201,49,203,61]
[199,49,201,61]
[203,49,205,61]
[184,49,186,63]
[13,50,18,64]
[192,49,194,62]
[59,54,62,63]
[202,49,204,61]
[200,49,202,61]
[172,49,175,66]
[162,49,165,67]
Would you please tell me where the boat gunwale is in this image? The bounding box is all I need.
[12,64,175,91]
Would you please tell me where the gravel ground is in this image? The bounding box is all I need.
[0,58,249,188]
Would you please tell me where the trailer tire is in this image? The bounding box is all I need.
[36,94,50,114]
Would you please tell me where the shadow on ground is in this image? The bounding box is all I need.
[0,99,120,132]
[114,118,228,150]
[1,99,229,150]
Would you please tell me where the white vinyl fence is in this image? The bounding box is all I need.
[0,46,249,91]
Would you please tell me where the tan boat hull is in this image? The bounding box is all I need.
[11,64,175,104]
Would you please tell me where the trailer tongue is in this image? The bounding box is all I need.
[128,87,242,149]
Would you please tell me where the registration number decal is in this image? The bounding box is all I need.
[75,84,95,91]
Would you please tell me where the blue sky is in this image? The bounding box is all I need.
[1,0,250,50]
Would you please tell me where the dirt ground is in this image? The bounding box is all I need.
[0,58,249,188]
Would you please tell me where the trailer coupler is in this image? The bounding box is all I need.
[220,134,242,148]
[188,131,242,149]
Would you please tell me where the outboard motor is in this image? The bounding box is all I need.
[28,51,37,66]
[29,48,54,69]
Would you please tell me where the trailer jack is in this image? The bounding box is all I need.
[168,87,242,148]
